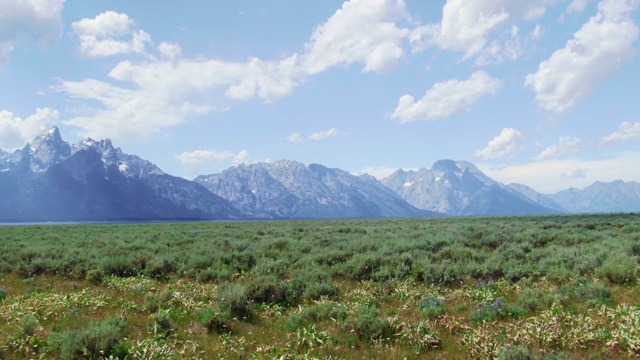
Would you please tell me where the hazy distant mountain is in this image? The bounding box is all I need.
[0,127,242,222]
[195,160,439,219]
[381,160,557,216]
[507,183,567,212]
[545,180,640,213]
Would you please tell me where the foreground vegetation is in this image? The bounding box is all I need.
[0,213,639,359]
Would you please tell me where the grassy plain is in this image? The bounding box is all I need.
[0,214,640,359]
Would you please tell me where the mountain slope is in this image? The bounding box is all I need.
[381,160,557,216]
[0,127,242,222]
[195,160,439,219]
[546,180,640,213]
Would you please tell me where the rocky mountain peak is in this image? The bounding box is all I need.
[26,126,71,172]
[431,159,462,173]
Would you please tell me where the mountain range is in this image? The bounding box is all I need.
[0,127,241,222]
[0,127,638,222]
[194,160,437,219]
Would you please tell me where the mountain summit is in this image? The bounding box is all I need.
[0,127,241,222]
[381,160,557,216]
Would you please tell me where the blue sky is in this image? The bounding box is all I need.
[1,0,639,193]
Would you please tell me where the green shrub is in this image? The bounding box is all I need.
[304,281,339,300]
[498,346,536,360]
[18,314,40,336]
[285,302,349,331]
[151,310,173,337]
[144,288,175,313]
[245,275,290,305]
[197,307,233,333]
[0,287,6,302]
[421,261,465,286]
[99,256,136,277]
[556,277,612,306]
[517,288,545,312]
[419,295,445,318]
[196,266,234,283]
[596,253,638,284]
[50,317,125,359]
[85,269,104,284]
[144,257,174,279]
[343,305,396,343]
[471,299,526,323]
[217,282,252,320]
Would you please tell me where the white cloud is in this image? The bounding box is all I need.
[176,149,250,178]
[474,128,524,160]
[410,0,557,64]
[60,10,303,141]
[530,24,544,40]
[286,133,304,143]
[287,128,341,143]
[480,151,640,193]
[58,53,303,140]
[56,2,425,143]
[301,0,409,74]
[158,42,181,60]
[0,108,59,150]
[308,128,340,141]
[600,121,640,145]
[568,0,590,12]
[525,0,639,114]
[562,167,588,178]
[71,11,151,58]
[390,71,503,123]
[535,136,584,161]
[232,150,251,165]
[0,0,64,66]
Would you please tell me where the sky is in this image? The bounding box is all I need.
[1,0,639,194]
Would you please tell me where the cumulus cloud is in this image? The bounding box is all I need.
[0,108,59,150]
[58,52,305,140]
[56,1,432,143]
[562,167,588,178]
[158,41,181,60]
[176,149,251,178]
[0,0,64,66]
[600,121,640,145]
[534,136,584,161]
[301,0,409,74]
[308,128,340,141]
[410,0,556,64]
[286,133,304,143]
[390,71,503,123]
[474,128,524,160]
[71,11,152,58]
[287,128,341,143]
[568,0,590,12]
[525,0,639,114]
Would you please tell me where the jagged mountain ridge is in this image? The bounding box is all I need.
[195,160,439,219]
[2,128,640,222]
[510,180,640,214]
[381,160,559,216]
[0,127,241,222]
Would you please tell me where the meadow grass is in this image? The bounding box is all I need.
[0,213,639,358]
